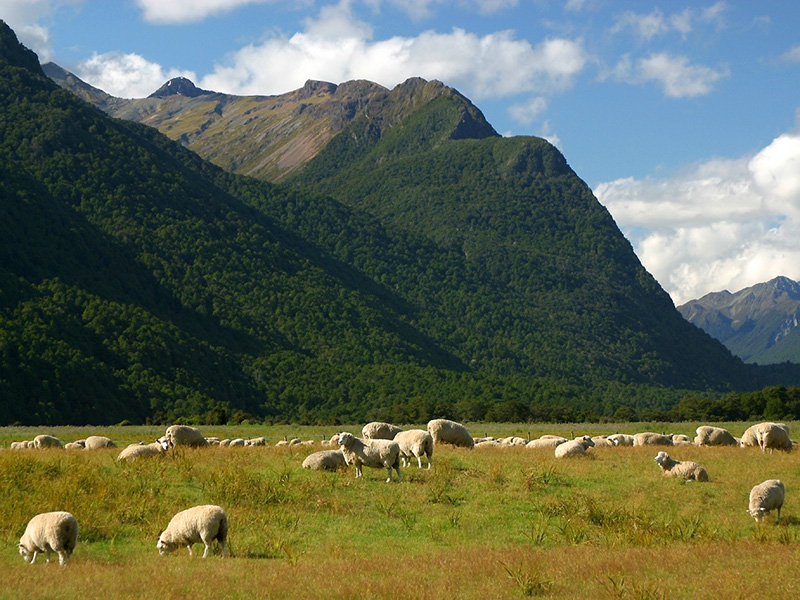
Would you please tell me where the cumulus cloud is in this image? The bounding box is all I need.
[780,45,800,64]
[74,52,196,98]
[595,132,800,304]
[135,0,280,24]
[200,3,587,100]
[610,4,725,41]
[508,96,547,125]
[0,0,82,61]
[608,52,727,98]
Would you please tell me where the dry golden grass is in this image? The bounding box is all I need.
[0,423,798,599]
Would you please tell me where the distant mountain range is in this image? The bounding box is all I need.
[678,276,800,365]
[3,20,800,425]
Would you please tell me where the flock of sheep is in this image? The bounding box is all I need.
[7,419,791,565]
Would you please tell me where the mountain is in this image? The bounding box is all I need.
[678,276,800,364]
[5,21,800,425]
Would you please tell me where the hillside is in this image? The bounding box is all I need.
[678,276,800,364]
[5,21,800,425]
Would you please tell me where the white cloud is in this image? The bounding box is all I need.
[780,45,800,64]
[610,5,725,41]
[74,51,196,98]
[0,0,82,61]
[134,0,280,24]
[508,96,547,125]
[595,132,800,304]
[200,3,587,100]
[609,52,727,98]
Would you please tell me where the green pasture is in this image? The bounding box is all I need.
[0,423,798,599]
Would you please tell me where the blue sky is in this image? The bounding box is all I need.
[3,0,800,303]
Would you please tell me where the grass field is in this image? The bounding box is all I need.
[0,422,798,599]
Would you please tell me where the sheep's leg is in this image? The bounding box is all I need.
[44,549,51,563]
[417,455,423,469]
[186,544,193,556]
[777,506,782,524]
[427,456,432,469]
[29,550,38,564]
[57,550,68,566]
[219,539,227,557]
[202,544,210,558]
[395,464,403,482]
[386,465,392,483]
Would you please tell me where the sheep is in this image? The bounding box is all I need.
[633,432,673,446]
[18,511,78,566]
[302,450,347,471]
[393,429,434,469]
[9,441,28,450]
[526,436,567,449]
[84,435,117,450]
[33,434,63,449]
[165,425,208,448]
[228,438,246,447]
[361,422,403,440]
[747,479,785,523]
[337,432,402,482]
[246,437,266,446]
[591,435,618,447]
[157,505,228,558]
[499,436,527,447]
[653,451,709,482]
[607,434,635,447]
[740,422,792,453]
[427,419,474,449]
[117,440,169,462]
[475,439,501,447]
[694,425,737,447]
[555,436,595,458]
[672,434,693,446]
[64,442,85,451]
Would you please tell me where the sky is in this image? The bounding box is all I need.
[2,0,800,304]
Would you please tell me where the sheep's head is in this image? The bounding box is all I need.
[747,507,768,522]
[157,534,177,556]
[18,543,33,563]
[654,451,669,466]
[336,432,353,447]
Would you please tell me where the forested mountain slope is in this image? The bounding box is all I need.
[4,21,798,425]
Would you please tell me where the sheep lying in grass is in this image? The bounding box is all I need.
[158,505,228,558]
[555,436,595,458]
[672,434,692,446]
[653,451,709,482]
[337,432,402,482]
[633,432,673,446]
[246,437,266,446]
[607,434,634,447]
[526,436,567,449]
[165,425,208,448]
[64,441,85,451]
[747,479,785,523]
[694,425,737,446]
[302,450,347,471]
[84,435,117,450]
[394,429,433,469]
[18,511,78,566]
[362,422,402,440]
[740,422,792,453]
[427,419,474,448]
[117,440,169,462]
[591,435,617,447]
[33,434,63,449]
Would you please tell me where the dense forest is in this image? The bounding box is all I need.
[2,21,800,426]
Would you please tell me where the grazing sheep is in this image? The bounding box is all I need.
[607,434,635,447]
[633,432,673,446]
[747,479,785,523]
[740,422,792,453]
[117,440,169,462]
[33,435,63,449]
[694,426,737,447]
[337,432,402,482]
[393,429,434,469]
[84,436,117,450]
[157,505,228,558]
[526,436,568,449]
[653,451,709,482]
[246,437,266,446]
[362,422,403,440]
[427,419,474,449]
[18,511,78,566]
[302,450,347,471]
[555,436,595,458]
[165,425,208,448]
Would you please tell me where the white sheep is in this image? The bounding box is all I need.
[337,432,402,482]
[591,435,617,447]
[607,434,634,447]
[33,434,63,449]
[228,438,246,447]
[653,451,709,482]
[18,511,78,566]
[499,436,528,447]
[554,436,595,458]
[633,432,673,446]
[302,450,347,471]
[157,505,228,558]
[526,436,567,449]
[740,422,792,453]
[747,479,785,523]
[694,425,737,447]
[246,437,266,446]
[361,422,403,440]
[84,435,117,450]
[427,419,474,448]
[165,425,209,448]
[64,442,85,451]
[117,440,169,462]
[671,434,693,446]
[393,429,434,469]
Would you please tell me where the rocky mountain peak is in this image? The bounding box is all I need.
[149,77,211,99]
